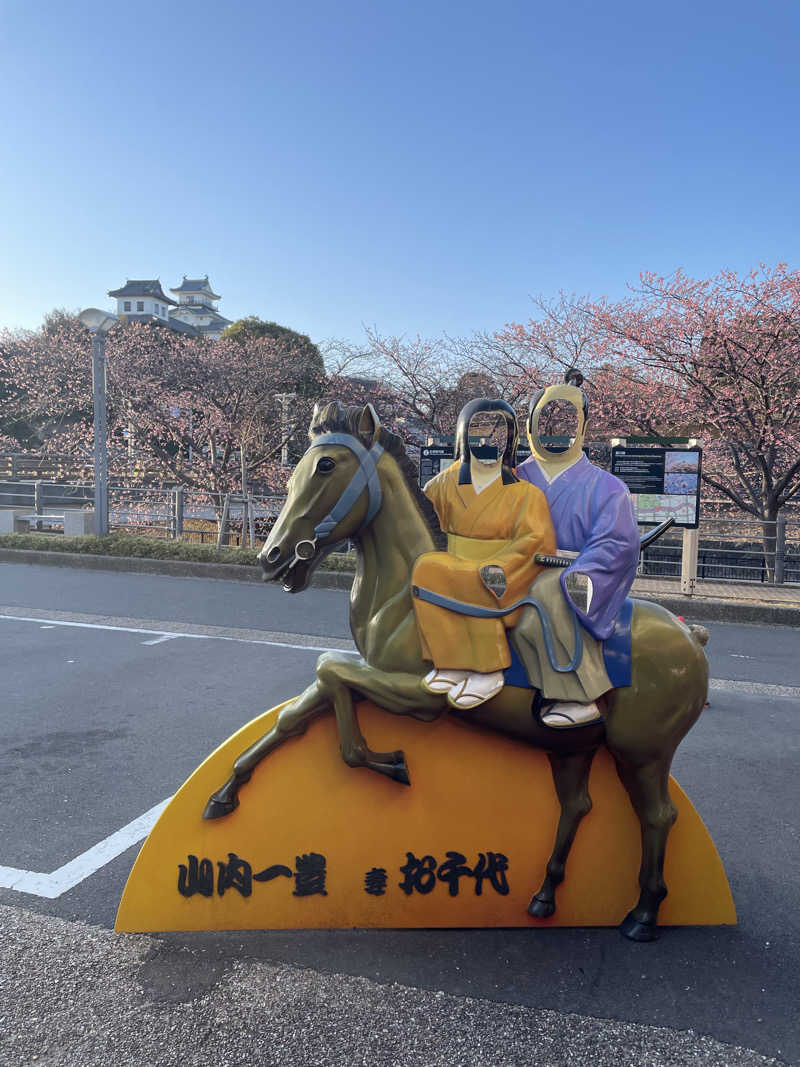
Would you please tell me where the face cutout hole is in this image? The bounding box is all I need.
[535,400,579,454]
[468,411,507,464]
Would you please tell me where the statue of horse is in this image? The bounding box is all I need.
[203,402,710,942]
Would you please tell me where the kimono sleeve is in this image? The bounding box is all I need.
[482,484,557,603]
[422,464,457,529]
[562,476,639,640]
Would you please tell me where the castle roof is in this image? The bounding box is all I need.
[171,306,232,325]
[108,279,177,304]
[170,275,221,299]
[123,314,200,336]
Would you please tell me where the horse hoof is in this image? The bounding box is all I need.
[619,912,659,942]
[202,794,239,820]
[528,894,555,919]
[392,761,411,786]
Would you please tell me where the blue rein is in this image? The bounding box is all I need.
[411,585,584,674]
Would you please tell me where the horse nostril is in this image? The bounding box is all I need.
[265,546,282,565]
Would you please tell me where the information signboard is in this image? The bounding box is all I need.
[418,443,535,486]
[418,445,454,486]
[611,447,702,529]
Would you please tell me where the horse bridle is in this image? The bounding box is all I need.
[290,432,385,567]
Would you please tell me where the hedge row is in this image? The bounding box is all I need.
[0,532,357,571]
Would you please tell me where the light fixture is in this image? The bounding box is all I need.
[78,307,119,334]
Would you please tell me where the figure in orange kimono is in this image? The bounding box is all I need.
[412,399,556,710]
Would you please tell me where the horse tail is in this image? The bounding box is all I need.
[688,623,709,647]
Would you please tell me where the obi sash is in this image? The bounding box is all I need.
[447,534,508,561]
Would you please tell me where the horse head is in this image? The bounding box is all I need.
[259,402,384,593]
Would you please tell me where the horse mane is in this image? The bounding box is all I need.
[309,402,447,549]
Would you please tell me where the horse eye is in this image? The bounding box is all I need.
[316,456,336,475]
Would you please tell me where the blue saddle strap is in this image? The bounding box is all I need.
[411,584,583,674]
[602,596,633,687]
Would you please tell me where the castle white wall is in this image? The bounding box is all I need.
[116,297,170,318]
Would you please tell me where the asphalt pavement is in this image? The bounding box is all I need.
[1,562,798,1065]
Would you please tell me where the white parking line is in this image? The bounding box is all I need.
[0,798,170,899]
[0,613,358,655]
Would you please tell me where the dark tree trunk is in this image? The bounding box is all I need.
[761,500,780,583]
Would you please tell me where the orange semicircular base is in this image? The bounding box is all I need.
[116,699,736,932]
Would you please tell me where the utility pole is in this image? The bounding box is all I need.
[240,440,249,549]
[275,392,297,466]
[79,309,119,537]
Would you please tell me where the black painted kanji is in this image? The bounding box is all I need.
[398,852,437,895]
[177,855,214,898]
[364,867,388,896]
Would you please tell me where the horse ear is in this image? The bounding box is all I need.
[357,403,381,444]
[307,402,321,438]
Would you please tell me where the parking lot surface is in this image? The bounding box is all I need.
[1,562,798,1064]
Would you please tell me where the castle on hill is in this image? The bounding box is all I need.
[108,276,233,340]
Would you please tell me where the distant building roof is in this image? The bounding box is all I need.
[170,307,232,328]
[170,275,221,299]
[108,279,177,304]
[123,314,200,336]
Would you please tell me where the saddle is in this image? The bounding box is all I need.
[503,598,634,691]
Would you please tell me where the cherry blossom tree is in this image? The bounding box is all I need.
[0,317,327,498]
[110,325,325,495]
[502,268,800,576]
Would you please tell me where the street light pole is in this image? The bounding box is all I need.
[91,330,109,536]
[79,309,119,537]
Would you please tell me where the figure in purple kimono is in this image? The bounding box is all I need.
[515,370,640,728]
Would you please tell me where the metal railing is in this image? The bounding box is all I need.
[638,516,800,585]
[0,480,286,548]
[1,479,799,583]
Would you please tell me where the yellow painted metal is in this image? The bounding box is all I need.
[116,699,736,932]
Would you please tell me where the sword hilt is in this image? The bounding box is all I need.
[534,553,573,569]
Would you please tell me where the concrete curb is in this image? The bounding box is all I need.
[0,546,797,624]
[633,592,800,628]
[0,546,357,589]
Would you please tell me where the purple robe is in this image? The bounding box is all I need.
[516,454,639,641]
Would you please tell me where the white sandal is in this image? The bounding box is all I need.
[540,700,602,728]
[422,668,470,694]
[447,671,505,710]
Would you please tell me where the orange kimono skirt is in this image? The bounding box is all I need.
[411,463,556,674]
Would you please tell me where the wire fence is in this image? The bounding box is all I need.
[0,480,284,548]
[1,478,799,584]
[640,516,800,584]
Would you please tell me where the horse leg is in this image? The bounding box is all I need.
[315,652,445,784]
[528,747,598,918]
[613,756,678,941]
[203,680,328,819]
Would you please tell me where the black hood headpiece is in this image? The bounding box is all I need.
[455,397,519,482]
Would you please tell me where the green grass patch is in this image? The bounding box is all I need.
[0,532,357,571]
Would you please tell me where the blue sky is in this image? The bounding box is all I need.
[1,0,798,345]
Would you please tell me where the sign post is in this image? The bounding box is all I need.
[681,526,699,595]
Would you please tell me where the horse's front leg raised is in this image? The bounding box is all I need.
[203,679,328,819]
[528,747,599,919]
[315,652,445,785]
